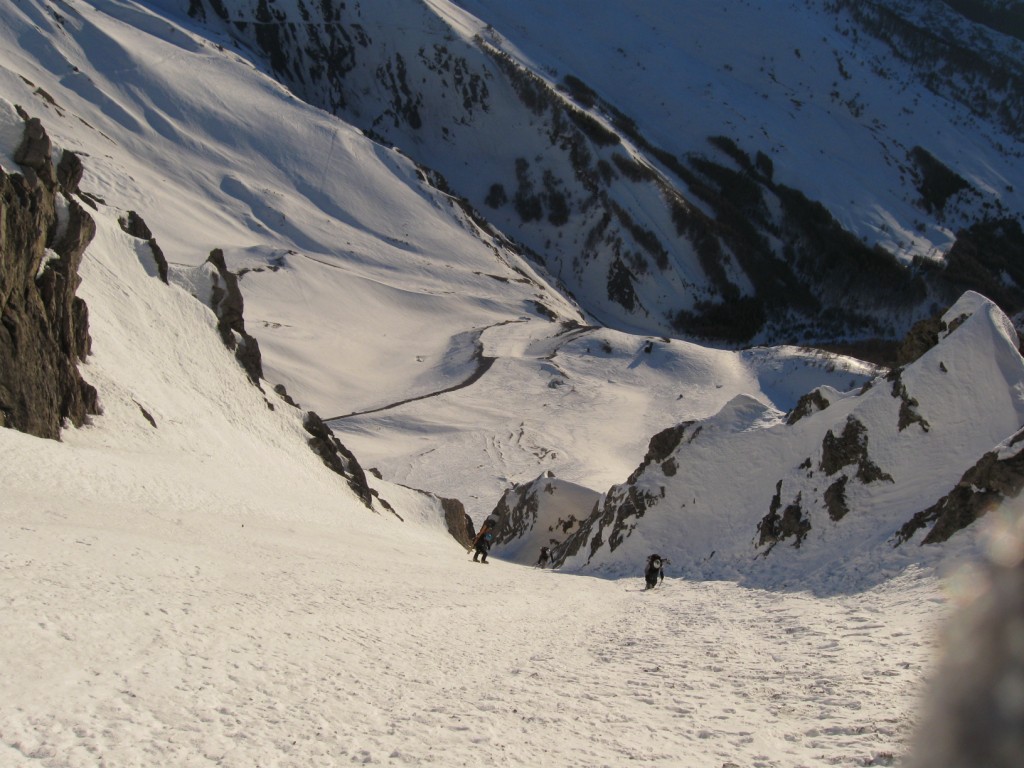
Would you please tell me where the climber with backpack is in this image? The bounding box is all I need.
[471,513,500,563]
[472,530,494,563]
[535,546,551,568]
[644,553,669,589]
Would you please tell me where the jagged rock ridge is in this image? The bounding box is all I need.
[487,473,600,566]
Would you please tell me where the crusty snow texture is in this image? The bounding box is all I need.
[1,1,1022,766]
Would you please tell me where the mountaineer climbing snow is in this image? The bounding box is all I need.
[470,513,500,563]
[644,554,668,589]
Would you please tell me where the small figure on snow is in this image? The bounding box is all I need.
[535,546,551,568]
[644,554,669,589]
[470,513,500,564]
[472,531,493,563]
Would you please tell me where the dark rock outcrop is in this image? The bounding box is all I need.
[824,476,850,521]
[12,115,54,187]
[119,210,168,284]
[273,383,300,408]
[897,429,1024,544]
[819,416,893,483]
[629,422,693,483]
[303,410,374,508]
[56,149,84,195]
[206,248,263,385]
[757,482,811,551]
[1,114,99,440]
[440,496,475,549]
[785,389,831,425]
[896,315,946,367]
[489,482,538,547]
[892,373,931,433]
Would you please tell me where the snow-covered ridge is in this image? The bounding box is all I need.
[498,292,1024,591]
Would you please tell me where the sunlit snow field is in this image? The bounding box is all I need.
[1,1,1020,765]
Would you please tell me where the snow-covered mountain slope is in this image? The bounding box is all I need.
[447,0,1024,240]
[0,98,432,531]
[3,3,1024,764]
[3,107,1019,767]
[0,102,966,768]
[170,0,1024,345]
[0,0,887,515]
[504,292,1024,591]
[0,0,583,415]
[3,0,1018,568]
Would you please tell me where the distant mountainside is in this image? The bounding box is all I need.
[173,0,1023,350]
[490,292,1024,589]
[833,0,1024,139]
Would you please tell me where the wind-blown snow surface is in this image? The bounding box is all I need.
[0,2,1017,765]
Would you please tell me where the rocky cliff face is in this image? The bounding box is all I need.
[0,112,99,440]
[205,248,264,386]
[439,496,475,550]
[897,428,1024,545]
[303,410,375,509]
